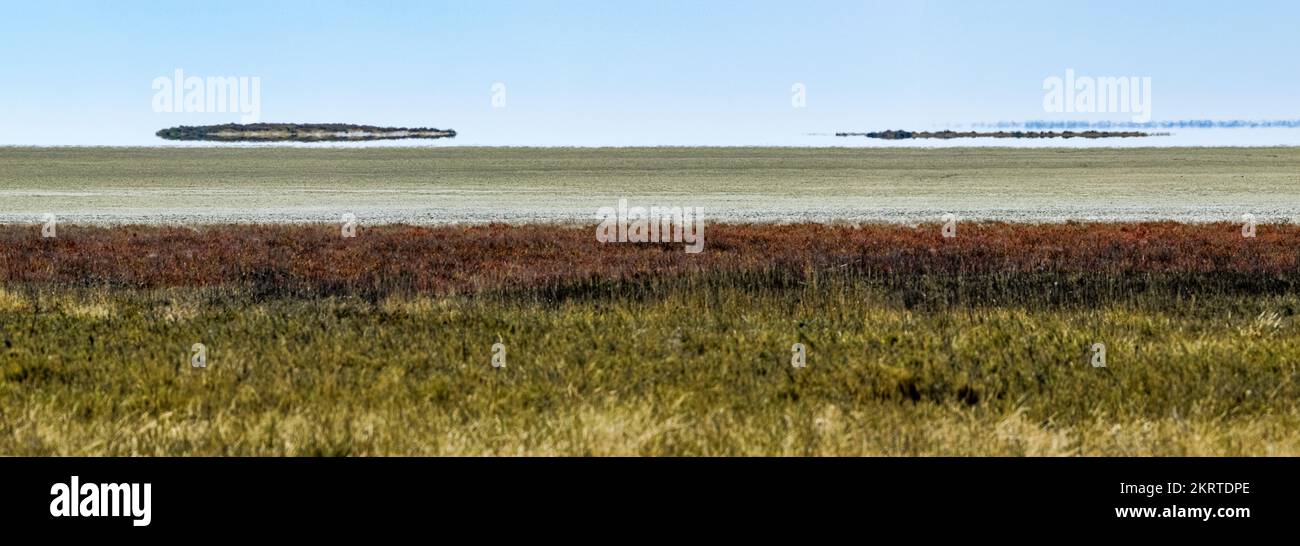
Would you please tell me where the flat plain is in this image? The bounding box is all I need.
[2,146,1300,223]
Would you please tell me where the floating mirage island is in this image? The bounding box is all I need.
[156,123,457,142]
[837,129,1154,140]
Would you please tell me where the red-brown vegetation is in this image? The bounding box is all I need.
[1,222,1295,302]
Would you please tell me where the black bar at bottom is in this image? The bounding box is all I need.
[3,457,1282,536]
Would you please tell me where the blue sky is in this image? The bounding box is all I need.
[1,0,1296,145]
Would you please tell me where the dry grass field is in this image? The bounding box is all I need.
[3,222,1300,455]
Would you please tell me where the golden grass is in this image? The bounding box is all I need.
[2,281,1299,455]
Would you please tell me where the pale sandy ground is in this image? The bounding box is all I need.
[1,146,1297,225]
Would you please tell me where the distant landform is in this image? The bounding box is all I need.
[836,130,1155,140]
[974,119,1300,129]
[156,123,457,142]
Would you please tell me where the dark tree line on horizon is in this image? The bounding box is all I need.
[836,129,1154,140]
[156,123,457,142]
